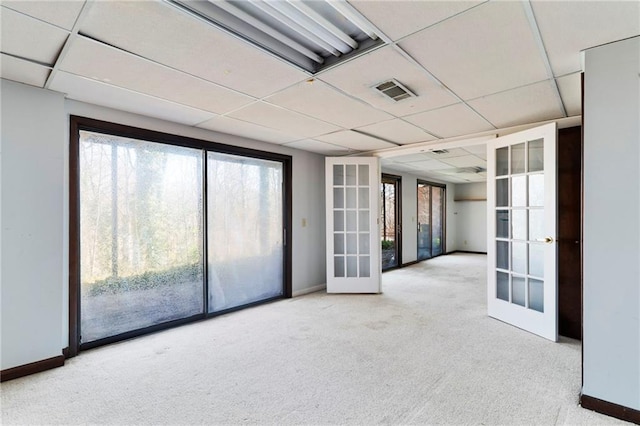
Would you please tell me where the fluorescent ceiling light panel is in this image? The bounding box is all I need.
[165,0,385,74]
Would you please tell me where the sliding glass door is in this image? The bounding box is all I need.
[207,153,283,312]
[73,117,290,351]
[417,181,446,261]
[79,131,204,343]
[381,174,402,270]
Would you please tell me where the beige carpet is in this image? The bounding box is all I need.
[0,254,629,425]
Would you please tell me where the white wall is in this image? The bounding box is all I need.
[583,36,639,410]
[1,79,327,370]
[1,80,66,370]
[453,183,487,253]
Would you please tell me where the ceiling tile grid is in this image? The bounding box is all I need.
[49,71,216,126]
[319,46,459,117]
[197,116,299,145]
[467,80,565,129]
[555,73,582,117]
[531,1,640,77]
[283,139,353,156]
[0,53,50,87]
[349,0,484,42]
[315,130,397,151]
[59,36,256,115]
[398,1,549,101]
[1,1,84,31]
[265,79,393,129]
[78,1,309,98]
[227,101,341,139]
[404,103,495,138]
[2,0,637,179]
[354,119,437,145]
[1,6,69,65]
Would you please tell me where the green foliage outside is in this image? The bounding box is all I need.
[381,240,394,250]
[86,263,201,296]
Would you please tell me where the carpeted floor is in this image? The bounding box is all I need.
[0,254,629,425]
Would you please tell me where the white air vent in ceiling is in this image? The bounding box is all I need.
[373,79,416,102]
[456,166,486,174]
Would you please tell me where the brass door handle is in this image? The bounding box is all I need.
[536,237,554,243]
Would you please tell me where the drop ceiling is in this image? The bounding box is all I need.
[1,0,638,183]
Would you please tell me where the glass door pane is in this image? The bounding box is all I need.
[381,175,401,270]
[493,138,547,313]
[79,131,204,343]
[417,181,446,261]
[417,183,431,260]
[207,152,283,312]
[431,187,444,256]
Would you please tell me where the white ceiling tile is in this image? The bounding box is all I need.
[59,36,255,115]
[320,46,458,116]
[197,116,297,145]
[380,162,423,174]
[284,139,352,156]
[79,1,307,98]
[556,73,582,117]
[315,130,398,151]
[404,104,494,138]
[2,1,84,30]
[467,80,564,129]
[399,1,549,100]
[49,71,216,126]
[350,1,483,41]
[405,159,456,171]
[1,6,69,65]
[439,155,486,168]
[532,1,640,76]
[0,53,50,87]
[355,119,436,145]
[228,102,341,138]
[265,80,392,128]
[387,153,432,163]
[454,172,486,182]
[461,144,488,157]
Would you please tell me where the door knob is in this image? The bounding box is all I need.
[539,237,554,243]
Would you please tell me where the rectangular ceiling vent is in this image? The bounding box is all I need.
[431,149,449,155]
[456,166,486,174]
[373,79,416,102]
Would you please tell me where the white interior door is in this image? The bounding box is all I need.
[326,157,381,293]
[487,123,557,341]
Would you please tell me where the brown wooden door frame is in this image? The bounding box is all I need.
[381,173,402,270]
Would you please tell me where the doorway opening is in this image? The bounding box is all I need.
[417,180,446,261]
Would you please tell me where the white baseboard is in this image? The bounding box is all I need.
[292,284,326,297]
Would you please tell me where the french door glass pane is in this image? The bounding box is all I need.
[417,183,431,260]
[207,153,283,312]
[494,136,547,314]
[79,131,204,343]
[417,182,445,260]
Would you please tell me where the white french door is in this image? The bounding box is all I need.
[487,123,557,341]
[326,157,381,293]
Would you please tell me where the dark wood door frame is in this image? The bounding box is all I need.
[381,173,402,270]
